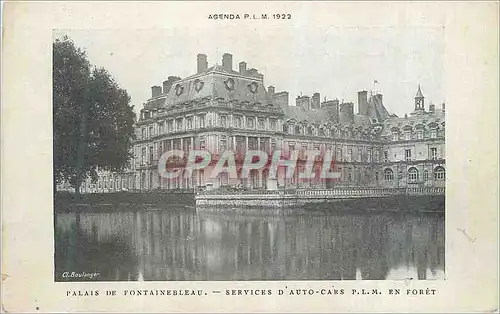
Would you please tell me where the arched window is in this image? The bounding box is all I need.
[423,170,429,181]
[408,167,419,182]
[384,168,394,181]
[434,166,445,180]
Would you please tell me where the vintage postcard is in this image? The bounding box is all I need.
[1,1,498,313]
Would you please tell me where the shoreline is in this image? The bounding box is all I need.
[54,191,444,214]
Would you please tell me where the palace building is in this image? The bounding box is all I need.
[71,53,445,194]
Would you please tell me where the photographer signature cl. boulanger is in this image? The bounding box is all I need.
[62,271,100,280]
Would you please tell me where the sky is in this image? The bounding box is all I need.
[54,26,444,117]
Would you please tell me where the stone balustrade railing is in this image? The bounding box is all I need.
[198,187,445,197]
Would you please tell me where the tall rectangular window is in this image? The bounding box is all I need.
[258,118,265,130]
[430,147,438,160]
[198,115,205,128]
[405,149,412,161]
[220,115,227,127]
[270,119,277,131]
[271,139,276,151]
[141,147,146,165]
[247,117,255,129]
[234,116,242,128]
[175,118,183,131]
[186,117,193,130]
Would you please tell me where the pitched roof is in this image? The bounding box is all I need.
[282,106,326,123]
[282,105,372,127]
[143,66,274,109]
[381,110,445,135]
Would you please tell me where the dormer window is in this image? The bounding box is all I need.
[194,79,204,92]
[405,132,411,141]
[224,78,235,91]
[430,130,437,139]
[248,82,258,93]
[175,84,184,96]
[392,133,399,141]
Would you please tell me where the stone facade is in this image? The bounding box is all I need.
[60,54,445,193]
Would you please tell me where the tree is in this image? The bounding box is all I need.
[53,36,136,196]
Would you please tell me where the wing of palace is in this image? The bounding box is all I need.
[60,53,445,193]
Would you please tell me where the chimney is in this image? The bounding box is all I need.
[273,91,289,107]
[239,61,247,74]
[441,102,446,114]
[358,90,368,116]
[197,54,208,74]
[268,86,275,96]
[151,85,162,98]
[162,76,181,94]
[321,99,340,122]
[429,104,436,114]
[296,95,311,110]
[339,102,355,124]
[311,93,321,109]
[222,53,233,72]
[247,68,258,77]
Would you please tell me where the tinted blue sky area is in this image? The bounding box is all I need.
[54,26,444,117]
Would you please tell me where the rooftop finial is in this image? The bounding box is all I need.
[415,84,424,98]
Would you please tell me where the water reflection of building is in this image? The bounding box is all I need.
[55,211,445,281]
[58,53,445,193]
